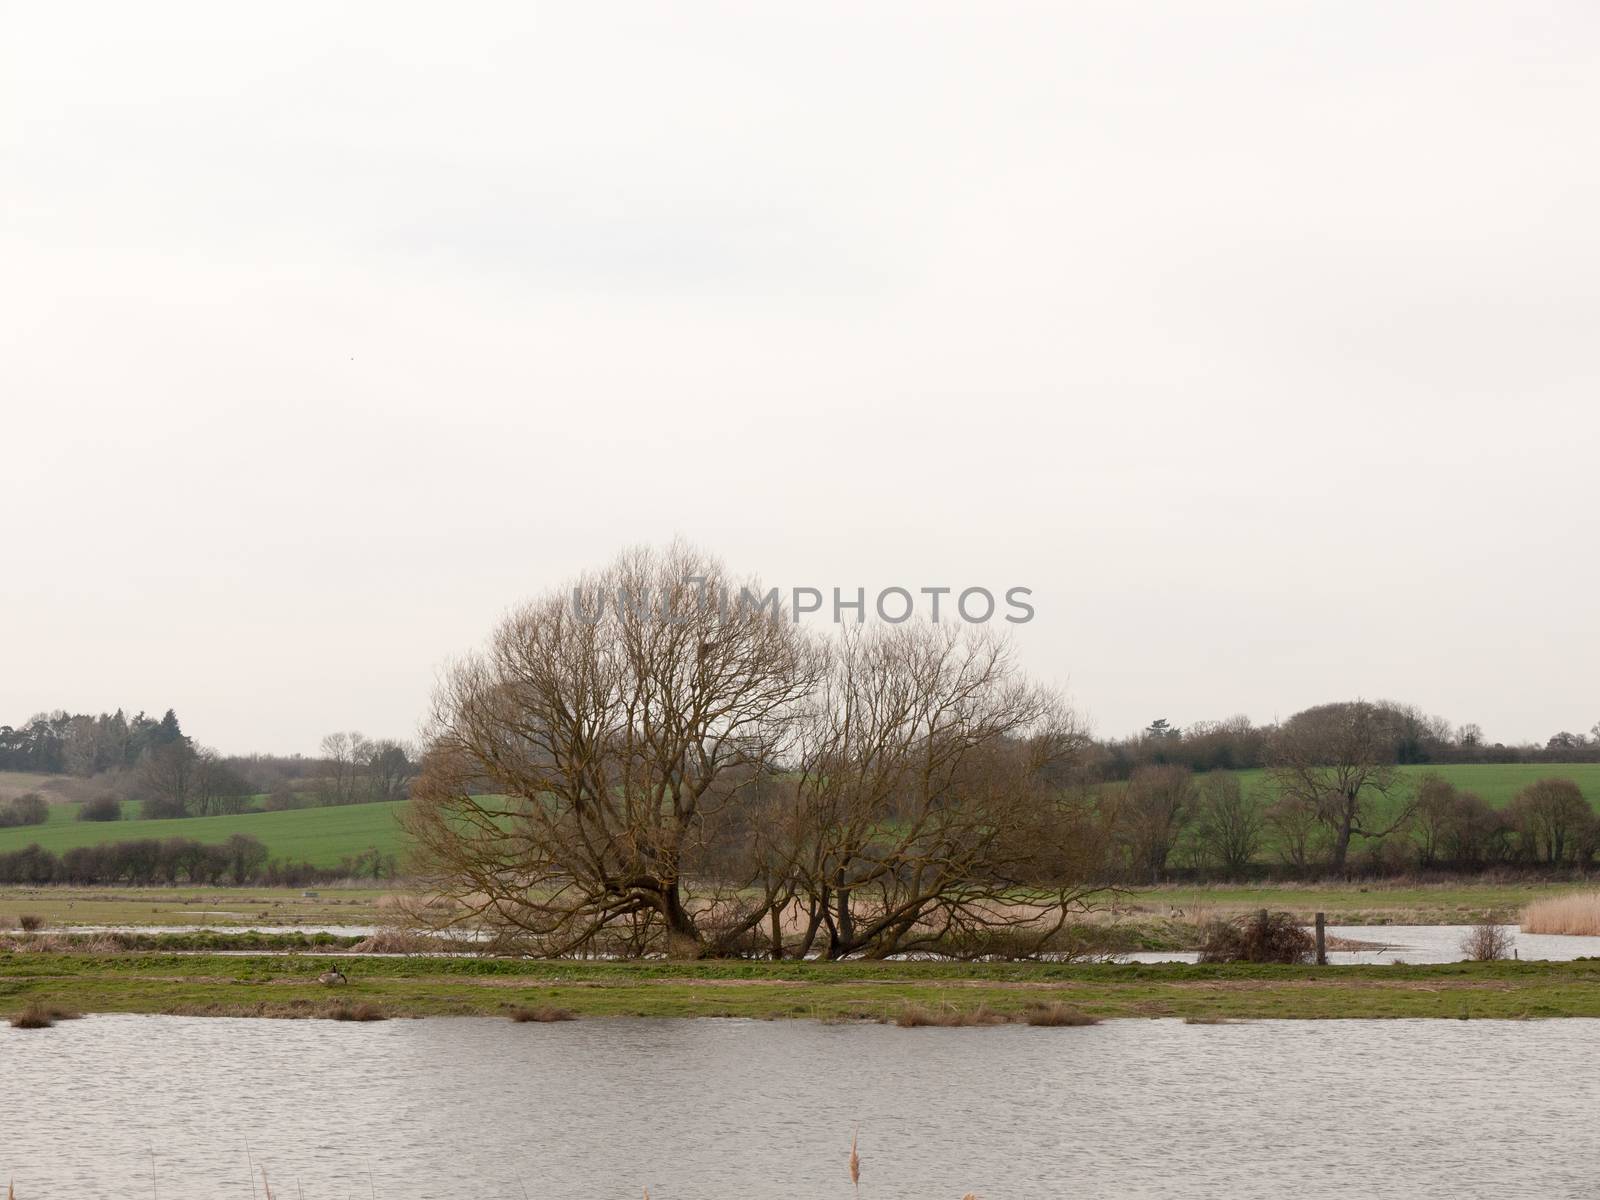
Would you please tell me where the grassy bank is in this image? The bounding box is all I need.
[6,953,1600,1022]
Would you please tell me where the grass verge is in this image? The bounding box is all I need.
[5,953,1600,1022]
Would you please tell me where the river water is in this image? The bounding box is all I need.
[4,1014,1597,1199]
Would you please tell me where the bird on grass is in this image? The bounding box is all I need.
[317,967,348,986]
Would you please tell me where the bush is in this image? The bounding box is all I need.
[18,913,45,931]
[1461,921,1514,961]
[1196,911,1314,964]
[0,793,49,828]
[77,795,123,822]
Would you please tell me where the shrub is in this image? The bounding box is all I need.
[1460,921,1514,962]
[17,914,44,932]
[77,795,123,822]
[0,793,48,828]
[1196,911,1314,964]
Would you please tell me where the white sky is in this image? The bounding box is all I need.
[3,2,1597,755]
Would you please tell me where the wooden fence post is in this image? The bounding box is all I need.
[1315,912,1327,965]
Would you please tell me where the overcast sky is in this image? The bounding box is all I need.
[3,2,1597,755]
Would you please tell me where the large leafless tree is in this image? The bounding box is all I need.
[405,544,823,957]
[760,624,1100,959]
[408,547,1105,959]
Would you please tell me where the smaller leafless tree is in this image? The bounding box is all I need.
[1460,920,1514,962]
[1115,764,1195,882]
[1192,772,1263,877]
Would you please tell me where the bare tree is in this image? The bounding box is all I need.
[319,732,372,804]
[1269,701,1412,871]
[365,739,415,800]
[1192,772,1263,876]
[1507,778,1592,864]
[781,624,1100,960]
[139,741,197,818]
[192,749,253,816]
[405,543,824,958]
[1116,764,1195,882]
[1265,794,1322,869]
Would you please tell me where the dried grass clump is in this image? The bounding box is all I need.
[1024,1002,1099,1027]
[16,915,44,932]
[1460,921,1514,962]
[326,1002,387,1022]
[1196,911,1313,964]
[348,929,442,955]
[1521,893,1600,936]
[894,1003,1009,1028]
[509,1004,577,1023]
[9,1002,79,1029]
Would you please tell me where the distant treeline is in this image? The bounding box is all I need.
[0,836,396,886]
[0,708,187,774]
[1093,707,1600,781]
[0,708,416,818]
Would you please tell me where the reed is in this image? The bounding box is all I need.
[7,1002,80,1029]
[895,1002,1008,1027]
[1521,892,1600,935]
[508,1004,576,1023]
[1023,1002,1099,1027]
[325,1002,387,1022]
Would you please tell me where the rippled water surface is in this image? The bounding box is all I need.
[6,1015,1599,1199]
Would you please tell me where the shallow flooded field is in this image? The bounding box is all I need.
[5,1014,1598,1199]
[1124,923,1600,964]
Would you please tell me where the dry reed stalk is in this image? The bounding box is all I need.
[1023,1002,1098,1027]
[849,1129,860,1190]
[1521,893,1600,935]
[508,1004,576,1022]
[326,1002,386,1022]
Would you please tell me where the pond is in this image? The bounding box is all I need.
[4,1014,1597,1199]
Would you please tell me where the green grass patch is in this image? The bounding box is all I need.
[0,800,410,867]
[4,952,1600,1021]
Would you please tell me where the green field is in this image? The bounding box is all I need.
[1227,762,1600,809]
[1,762,1595,873]
[0,798,409,867]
